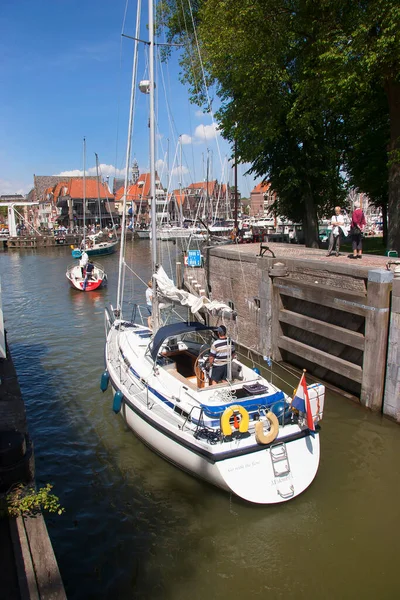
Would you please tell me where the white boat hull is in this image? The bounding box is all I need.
[105,318,322,504]
[116,389,319,503]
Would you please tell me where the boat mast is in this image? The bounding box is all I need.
[116,0,141,313]
[95,153,102,230]
[234,138,238,235]
[83,137,86,248]
[149,0,159,332]
[179,135,184,227]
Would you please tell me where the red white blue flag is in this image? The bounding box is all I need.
[291,373,315,432]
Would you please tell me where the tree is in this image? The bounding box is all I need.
[342,83,389,243]
[316,0,400,250]
[161,0,399,248]
[160,0,347,246]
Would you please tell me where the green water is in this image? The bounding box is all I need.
[0,242,399,599]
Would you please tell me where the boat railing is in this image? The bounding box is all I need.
[180,405,203,432]
[105,306,115,335]
[67,261,105,275]
[128,303,148,327]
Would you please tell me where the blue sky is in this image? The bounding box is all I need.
[0,0,257,199]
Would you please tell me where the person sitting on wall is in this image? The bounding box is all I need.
[209,325,236,385]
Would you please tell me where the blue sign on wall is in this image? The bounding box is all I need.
[187,250,202,267]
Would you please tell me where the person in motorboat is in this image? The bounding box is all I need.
[145,280,153,328]
[208,325,236,385]
[83,259,95,291]
[86,260,95,279]
[79,250,89,277]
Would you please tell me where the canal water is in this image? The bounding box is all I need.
[1,242,399,600]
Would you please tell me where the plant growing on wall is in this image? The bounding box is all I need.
[0,483,65,518]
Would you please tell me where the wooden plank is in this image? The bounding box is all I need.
[24,514,67,600]
[361,276,392,410]
[278,335,363,383]
[271,283,283,362]
[9,517,40,600]
[279,308,365,350]
[273,278,370,317]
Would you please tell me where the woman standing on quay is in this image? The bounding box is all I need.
[326,206,345,257]
[350,201,366,259]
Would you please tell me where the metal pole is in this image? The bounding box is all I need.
[149,0,159,331]
[116,0,142,313]
[83,137,86,248]
[95,153,102,229]
[234,138,238,235]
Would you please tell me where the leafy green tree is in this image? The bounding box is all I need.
[342,83,389,243]
[316,0,400,250]
[160,0,347,246]
[160,0,398,247]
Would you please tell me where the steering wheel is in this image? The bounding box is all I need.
[194,347,211,386]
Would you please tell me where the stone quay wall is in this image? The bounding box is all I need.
[184,242,399,420]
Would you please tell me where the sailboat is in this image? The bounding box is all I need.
[103,0,325,504]
[71,153,118,258]
[67,139,107,291]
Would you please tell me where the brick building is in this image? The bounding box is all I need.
[33,175,116,229]
[250,181,275,217]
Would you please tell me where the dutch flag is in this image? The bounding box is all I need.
[291,372,315,433]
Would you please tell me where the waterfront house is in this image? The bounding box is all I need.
[179,180,236,222]
[114,171,167,226]
[250,181,275,217]
[33,175,117,230]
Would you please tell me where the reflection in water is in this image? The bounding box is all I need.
[1,243,399,599]
[69,288,105,308]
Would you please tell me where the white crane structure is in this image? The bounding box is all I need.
[0,202,39,236]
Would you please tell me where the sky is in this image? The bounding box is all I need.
[0,0,258,199]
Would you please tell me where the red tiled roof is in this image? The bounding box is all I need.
[186,180,217,195]
[172,190,186,206]
[68,178,112,200]
[52,182,68,199]
[252,181,270,194]
[115,172,163,202]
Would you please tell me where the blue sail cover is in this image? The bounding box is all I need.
[150,322,216,361]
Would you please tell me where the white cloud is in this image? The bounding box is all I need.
[0,178,31,196]
[194,123,220,143]
[55,169,83,177]
[177,123,219,148]
[155,159,166,173]
[195,109,211,118]
[180,134,193,145]
[55,164,125,178]
[171,166,189,177]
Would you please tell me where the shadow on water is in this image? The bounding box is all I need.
[11,338,199,599]
[2,245,400,599]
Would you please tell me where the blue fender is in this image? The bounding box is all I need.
[112,390,123,414]
[100,370,109,392]
[72,249,82,258]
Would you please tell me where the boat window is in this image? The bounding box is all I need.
[180,330,214,347]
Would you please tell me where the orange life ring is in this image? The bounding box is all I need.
[220,405,249,436]
[255,411,279,444]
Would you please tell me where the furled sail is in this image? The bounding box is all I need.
[154,266,235,317]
